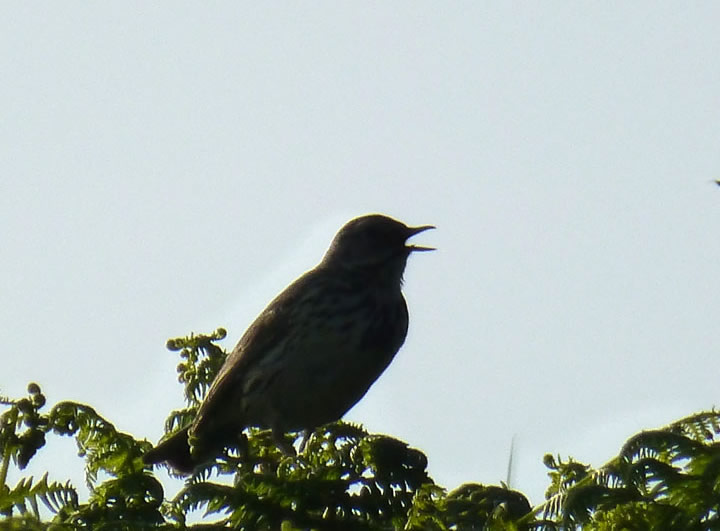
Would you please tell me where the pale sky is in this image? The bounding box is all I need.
[3,3,720,508]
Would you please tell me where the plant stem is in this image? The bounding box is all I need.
[0,407,18,488]
[0,436,11,488]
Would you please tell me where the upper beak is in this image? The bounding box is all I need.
[405,224,436,252]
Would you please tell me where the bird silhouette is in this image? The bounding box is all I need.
[143,214,434,473]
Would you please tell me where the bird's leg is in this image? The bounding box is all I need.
[298,428,312,454]
[235,432,249,459]
[272,427,296,456]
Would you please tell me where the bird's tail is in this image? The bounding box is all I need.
[142,426,195,474]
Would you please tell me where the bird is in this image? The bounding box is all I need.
[143,214,434,473]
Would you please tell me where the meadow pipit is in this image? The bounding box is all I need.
[143,214,434,473]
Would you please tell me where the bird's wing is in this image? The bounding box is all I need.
[190,269,320,437]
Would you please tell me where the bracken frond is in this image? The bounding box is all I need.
[0,473,78,518]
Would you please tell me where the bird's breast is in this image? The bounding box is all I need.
[246,288,409,430]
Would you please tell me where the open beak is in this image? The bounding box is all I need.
[405,224,436,252]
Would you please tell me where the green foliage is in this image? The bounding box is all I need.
[2,328,719,528]
[0,382,163,529]
[406,483,531,530]
[168,327,228,409]
[530,411,720,529]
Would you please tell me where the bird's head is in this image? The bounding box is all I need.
[321,214,434,284]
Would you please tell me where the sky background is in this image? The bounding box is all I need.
[2,2,720,509]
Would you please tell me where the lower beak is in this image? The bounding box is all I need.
[406,224,436,252]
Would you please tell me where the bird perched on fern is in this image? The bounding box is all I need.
[143,214,434,473]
